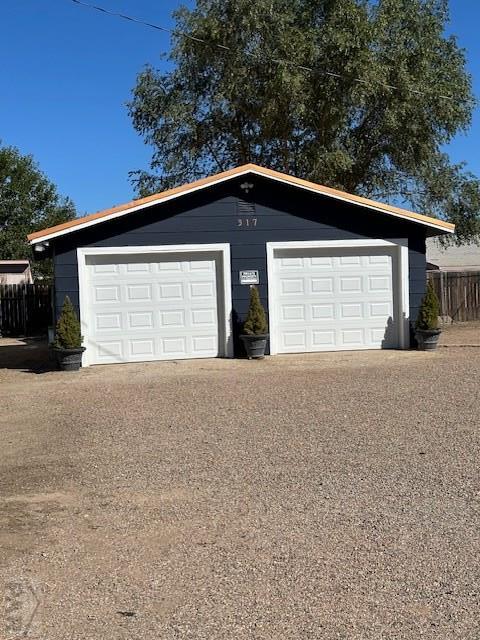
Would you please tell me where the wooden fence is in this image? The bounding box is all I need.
[1,275,478,336]
[428,271,480,322]
[0,284,53,337]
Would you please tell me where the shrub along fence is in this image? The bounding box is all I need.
[428,271,480,322]
[0,284,53,337]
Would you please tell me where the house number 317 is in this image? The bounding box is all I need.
[237,217,257,227]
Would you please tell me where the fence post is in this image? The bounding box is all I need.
[439,271,444,317]
[23,285,27,336]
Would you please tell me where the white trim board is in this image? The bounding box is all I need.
[248,172,450,233]
[32,172,254,244]
[77,243,233,366]
[30,169,453,245]
[266,239,410,354]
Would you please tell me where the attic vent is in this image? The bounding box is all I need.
[237,200,256,215]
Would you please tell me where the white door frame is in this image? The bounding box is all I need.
[77,244,233,366]
[266,239,410,354]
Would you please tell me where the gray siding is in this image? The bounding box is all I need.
[53,175,428,353]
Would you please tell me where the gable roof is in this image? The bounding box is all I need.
[28,163,454,244]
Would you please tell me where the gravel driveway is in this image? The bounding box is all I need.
[0,324,479,639]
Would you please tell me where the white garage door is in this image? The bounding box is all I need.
[84,253,220,364]
[271,248,399,353]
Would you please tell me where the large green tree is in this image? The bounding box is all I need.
[0,144,76,280]
[129,0,480,242]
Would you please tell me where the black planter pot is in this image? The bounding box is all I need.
[415,328,441,351]
[240,334,269,359]
[53,346,86,371]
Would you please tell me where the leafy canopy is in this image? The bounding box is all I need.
[129,0,479,242]
[416,280,440,330]
[243,286,268,335]
[0,144,76,280]
[53,296,83,349]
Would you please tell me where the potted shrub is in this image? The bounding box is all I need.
[415,280,441,351]
[240,286,269,359]
[52,296,85,370]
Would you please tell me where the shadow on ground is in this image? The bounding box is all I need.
[0,323,477,375]
[0,337,55,373]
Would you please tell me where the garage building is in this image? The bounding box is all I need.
[28,164,454,366]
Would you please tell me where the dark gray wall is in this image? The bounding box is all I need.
[53,175,429,352]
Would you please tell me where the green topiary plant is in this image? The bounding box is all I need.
[53,296,83,349]
[416,280,440,331]
[243,286,268,335]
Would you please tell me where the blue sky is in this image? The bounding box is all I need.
[1,1,479,215]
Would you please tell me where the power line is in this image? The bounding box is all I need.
[70,0,231,48]
[70,0,453,101]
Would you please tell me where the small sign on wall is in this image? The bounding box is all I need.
[239,270,259,285]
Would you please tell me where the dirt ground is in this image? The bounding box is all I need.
[0,323,479,639]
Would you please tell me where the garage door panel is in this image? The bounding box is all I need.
[126,262,151,273]
[278,257,304,269]
[187,260,215,272]
[280,278,305,295]
[189,281,216,298]
[369,327,390,344]
[97,341,123,361]
[159,309,185,328]
[91,331,221,363]
[310,257,333,268]
[273,248,399,353]
[282,331,307,350]
[162,336,187,355]
[157,261,183,272]
[94,285,120,303]
[339,255,361,266]
[95,313,122,330]
[85,253,220,364]
[369,301,392,318]
[340,302,363,319]
[311,304,335,320]
[281,304,306,321]
[367,255,391,265]
[93,263,119,275]
[128,311,155,329]
[127,284,153,302]
[311,277,334,293]
[192,335,218,352]
[339,277,362,293]
[368,275,391,292]
[130,339,155,357]
[191,308,217,325]
[312,330,335,347]
[341,329,364,346]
